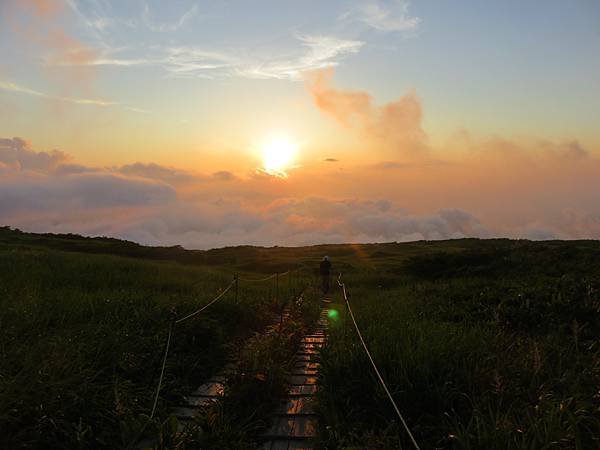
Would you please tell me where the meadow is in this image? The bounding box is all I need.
[317,240,600,449]
[1,227,599,449]
[0,227,311,449]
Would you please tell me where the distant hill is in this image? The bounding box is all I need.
[1,225,599,276]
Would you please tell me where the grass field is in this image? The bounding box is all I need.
[318,240,600,449]
[1,227,599,449]
[0,227,309,449]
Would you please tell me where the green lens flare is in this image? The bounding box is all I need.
[327,309,339,320]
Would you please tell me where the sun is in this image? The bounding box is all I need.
[261,133,298,176]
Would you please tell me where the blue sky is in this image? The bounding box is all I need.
[2,0,599,156]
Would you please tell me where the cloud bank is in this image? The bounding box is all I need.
[1,131,599,249]
[0,137,490,248]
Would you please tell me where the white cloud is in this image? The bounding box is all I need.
[237,35,364,80]
[0,81,116,106]
[0,80,151,113]
[142,3,199,33]
[342,0,421,32]
[67,0,199,34]
[49,35,364,81]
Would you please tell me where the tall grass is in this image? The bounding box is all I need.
[317,244,600,449]
[0,246,282,449]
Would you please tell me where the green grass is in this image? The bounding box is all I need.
[317,241,600,449]
[0,233,305,449]
[1,227,599,449]
[185,283,322,449]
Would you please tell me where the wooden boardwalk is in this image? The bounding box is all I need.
[171,311,289,430]
[156,295,330,450]
[170,312,292,427]
[261,298,330,450]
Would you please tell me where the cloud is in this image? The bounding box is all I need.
[117,162,199,185]
[0,137,492,248]
[0,172,175,216]
[0,137,202,183]
[373,161,405,169]
[371,159,449,169]
[57,1,364,80]
[3,0,99,83]
[52,34,363,81]
[0,137,69,171]
[160,46,237,78]
[0,80,117,106]
[1,137,599,248]
[141,3,199,33]
[341,0,421,32]
[212,170,237,181]
[306,68,426,153]
[538,139,589,160]
[237,35,363,80]
[0,80,152,113]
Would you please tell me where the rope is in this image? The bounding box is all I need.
[150,320,174,418]
[128,269,299,447]
[126,320,175,449]
[175,279,235,324]
[238,269,292,283]
[237,273,278,282]
[338,274,421,450]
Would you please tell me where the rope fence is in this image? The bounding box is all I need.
[337,273,421,450]
[175,279,236,324]
[141,267,303,433]
[237,273,277,282]
[237,269,292,283]
[150,321,174,419]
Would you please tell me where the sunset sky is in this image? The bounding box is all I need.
[1,0,599,248]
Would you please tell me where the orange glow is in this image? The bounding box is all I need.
[260,133,298,177]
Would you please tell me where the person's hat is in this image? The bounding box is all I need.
[323,255,329,261]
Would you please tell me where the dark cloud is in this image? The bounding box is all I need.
[117,162,199,184]
[373,161,405,169]
[372,159,450,170]
[53,163,98,175]
[212,170,237,181]
[540,139,589,160]
[0,137,68,171]
[0,172,175,216]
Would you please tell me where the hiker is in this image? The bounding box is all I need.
[319,255,332,295]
